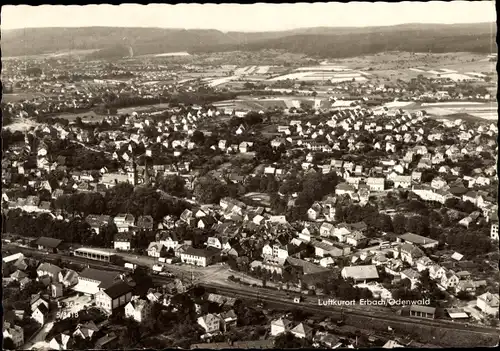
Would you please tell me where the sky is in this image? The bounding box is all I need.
[1,2,496,32]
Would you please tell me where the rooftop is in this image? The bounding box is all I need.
[102,281,133,299]
[35,236,63,248]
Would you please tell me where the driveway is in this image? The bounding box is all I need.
[23,317,55,350]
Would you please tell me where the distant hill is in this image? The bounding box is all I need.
[1,23,496,59]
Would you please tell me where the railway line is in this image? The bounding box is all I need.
[199,283,500,336]
[6,243,499,342]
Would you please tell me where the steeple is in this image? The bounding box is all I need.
[143,158,151,186]
[127,159,138,186]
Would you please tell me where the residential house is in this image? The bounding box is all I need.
[307,202,323,221]
[477,292,499,316]
[32,303,49,325]
[72,321,99,340]
[197,313,221,334]
[332,225,352,242]
[124,297,153,323]
[180,247,219,267]
[313,240,345,258]
[491,221,498,241]
[114,213,135,232]
[147,242,166,258]
[219,310,238,331]
[114,233,132,251]
[72,268,124,296]
[400,269,421,290]
[291,323,313,339]
[440,271,460,290]
[49,334,72,350]
[95,281,134,315]
[345,231,368,248]
[416,256,434,272]
[366,177,385,191]
[341,265,379,283]
[319,222,335,237]
[335,183,356,197]
[137,215,154,230]
[31,293,49,313]
[37,262,62,283]
[429,265,447,280]
[85,215,112,234]
[35,237,62,253]
[393,176,412,189]
[397,243,425,265]
[157,232,180,251]
[270,318,291,336]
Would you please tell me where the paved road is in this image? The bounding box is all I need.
[70,140,112,155]
[23,315,56,350]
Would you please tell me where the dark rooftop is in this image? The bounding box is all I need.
[35,237,63,248]
[102,281,133,299]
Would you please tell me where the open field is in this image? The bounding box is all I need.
[152,51,191,57]
[379,100,497,121]
[268,70,368,82]
[44,49,101,57]
[330,52,495,82]
[421,101,498,120]
[3,118,41,132]
[2,92,46,103]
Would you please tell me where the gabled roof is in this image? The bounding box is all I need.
[102,281,133,299]
[409,305,436,314]
[399,233,437,246]
[183,247,220,258]
[35,237,62,248]
[79,268,121,285]
[37,262,62,275]
[291,322,312,336]
[342,265,379,280]
[147,242,165,252]
[34,303,49,315]
[478,292,499,307]
[271,317,291,328]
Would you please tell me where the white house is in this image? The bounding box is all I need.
[393,176,412,189]
[270,318,291,336]
[125,297,153,323]
[366,177,385,191]
[341,265,379,283]
[291,323,313,339]
[32,304,49,325]
[197,313,221,334]
[477,292,499,316]
[147,242,166,258]
[114,233,132,251]
[180,247,217,267]
[49,334,72,350]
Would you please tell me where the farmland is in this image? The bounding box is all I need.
[2,93,46,103]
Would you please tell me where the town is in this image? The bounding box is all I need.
[2,4,499,351]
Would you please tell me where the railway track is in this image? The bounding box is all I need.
[7,243,499,340]
[199,283,500,336]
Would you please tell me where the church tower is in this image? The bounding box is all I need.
[127,159,138,186]
[143,158,152,186]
